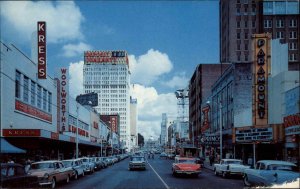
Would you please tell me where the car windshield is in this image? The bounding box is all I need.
[31,163,54,169]
[82,159,88,162]
[131,157,144,161]
[178,159,196,164]
[267,164,297,171]
[227,161,242,165]
[62,161,72,167]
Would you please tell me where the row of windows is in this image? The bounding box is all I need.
[263,1,299,15]
[237,20,256,28]
[15,70,52,113]
[84,67,127,71]
[264,19,298,28]
[84,72,127,76]
[84,81,127,85]
[274,31,298,39]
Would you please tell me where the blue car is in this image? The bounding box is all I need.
[243,160,299,187]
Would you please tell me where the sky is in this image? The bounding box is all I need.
[0,1,219,140]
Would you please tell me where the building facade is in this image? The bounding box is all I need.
[160,113,168,146]
[220,0,299,70]
[130,97,138,151]
[83,50,131,150]
[189,64,230,147]
[0,41,110,161]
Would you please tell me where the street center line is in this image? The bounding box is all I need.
[147,161,170,189]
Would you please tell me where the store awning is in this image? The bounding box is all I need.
[0,138,26,153]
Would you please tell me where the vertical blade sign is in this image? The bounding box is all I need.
[37,21,46,79]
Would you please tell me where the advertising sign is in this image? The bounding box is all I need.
[235,127,273,142]
[37,21,46,79]
[110,116,118,133]
[15,100,52,122]
[252,34,270,126]
[3,129,41,137]
[201,106,210,132]
[84,50,128,64]
[58,68,69,132]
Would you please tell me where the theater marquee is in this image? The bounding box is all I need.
[252,34,271,126]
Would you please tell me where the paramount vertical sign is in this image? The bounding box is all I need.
[37,21,46,79]
[253,34,270,126]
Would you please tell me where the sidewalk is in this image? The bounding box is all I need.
[203,161,214,171]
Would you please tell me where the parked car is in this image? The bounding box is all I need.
[62,159,85,179]
[79,157,95,174]
[243,160,300,187]
[172,156,201,177]
[1,163,39,188]
[28,160,74,189]
[213,159,250,178]
[129,156,146,171]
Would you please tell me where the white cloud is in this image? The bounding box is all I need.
[62,42,92,57]
[129,49,173,85]
[163,73,189,89]
[131,84,177,140]
[69,61,84,98]
[0,1,84,43]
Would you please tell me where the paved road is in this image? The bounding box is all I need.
[58,155,245,189]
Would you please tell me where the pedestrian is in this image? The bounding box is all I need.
[209,155,213,166]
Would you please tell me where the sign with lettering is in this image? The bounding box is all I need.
[15,100,52,122]
[253,34,270,126]
[58,68,69,132]
[201,134,220,145]
[235,127,273,142]
[201,106,210,132]
[110,116,118,133]
[37,21,46,79]
[84,50,128,64]
[284,113,300,128]
[3,129,41,137]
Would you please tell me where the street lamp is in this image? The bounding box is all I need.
[206,100,222,160]
[76,103,79,159]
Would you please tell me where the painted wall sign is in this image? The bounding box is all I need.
[253,34,270,126]
[15,100,52,122]
[59,68,69,132]
[110,116,118,133]
[37,21,46,79]
[3,129,41,137]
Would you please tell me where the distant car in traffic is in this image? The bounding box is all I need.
[129,156,146,171]
[28,160,74,189]
[243,160,300,187]
[160,152,168,159]
[172,157,201,177]
[213,159,250,178]
[1,163,39,188]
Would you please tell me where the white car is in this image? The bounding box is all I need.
[214,159,250,178]
[79,157,95,174]
[62,159,85,179]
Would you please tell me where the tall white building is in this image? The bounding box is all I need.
[160,113,168,146]
[83,50,131,150]
[130,97,138,151]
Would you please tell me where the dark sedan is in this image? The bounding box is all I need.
[1,163,39,188]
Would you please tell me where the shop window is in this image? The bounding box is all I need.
[37,85,42,108]
[15,70,21,98]
[48,92,52,113]
[31,81,36,105]
[23,76,29,102]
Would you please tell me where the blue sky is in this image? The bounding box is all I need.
[1,1,219,139]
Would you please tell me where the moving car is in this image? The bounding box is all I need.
[28,160,74,189]
[213,159,250,178]
[1,163,39,188]
[160,152,168,159]
[243,160,300,187]
[129,156,146,170]
[62,159,85,179]
[172,157,201,177]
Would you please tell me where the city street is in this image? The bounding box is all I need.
[58,155,244,189]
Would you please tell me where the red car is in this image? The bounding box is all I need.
[172,157,201,177]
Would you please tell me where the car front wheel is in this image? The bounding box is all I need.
[214,169,218,176]
[50,178,56,189]
[243,175,252,187]
[222,172,227,178]
[74,172,78,180]
[66,175,70,183]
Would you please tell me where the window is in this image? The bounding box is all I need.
[245,21,248,28]
[252,21,256,28]
[245,44,248,50]
[289,53,298,61]
[237,44,241,50]
[23,76,29,102]
[37,85,42,108]
[276,31,284,39]
[289,31,297,39]
[276,19,284,28]
[290,19,297,27]
[289,43,298,50]
[237,8,241,14]
[264,20,272,28]
[237,21,241,28]
[31,81,36,105]
[15,71,21,98]
[48,92,52,112]
[245,32,248,39]
[245,55,248,61]
[237,32,241,39]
